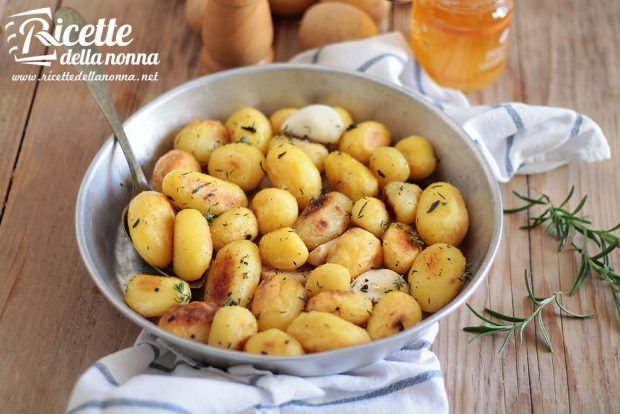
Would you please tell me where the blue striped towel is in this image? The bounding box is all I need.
[291,32,611,182]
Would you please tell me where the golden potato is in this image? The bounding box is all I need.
[368,146,410,188]
[259,227,309,270]
[124,275,190,318]
[185,0,207,33]
[333,106,354,129]
[395,135,437,181]
[162,169,247,216]
[339,121,392,164]
[269,108,298,132]
[415,182,469,246]
[351,269,408,303]
[320,0,389,23]
[306,291,373,326]
[159,301,218,343]
[151,149,201,192]
[324,151,378,201]
[409,243,466,313]
[251,188,299,234]
[265,143,322,209]
[270,0,316,16]
[268,135,329,172]
[250,275,307,331]
[350,197,390,238]
[305,263,351,298]
[383,182,422,225]
[366,291,422,340]
[260,267,310,285]
[207,143,265,191]
[173,209,213,281]
[326,228,383,278]
[382,223,423,274]
[204,240,261,306]
[210,207,258,251]
[173,120,227,165]
[287,311,371,352]
[244,329,305,356]
[127,191,175,269]
[208,305,257,350]
[225,107,272,154]
[306,238,338,266]
[293,191,352,250]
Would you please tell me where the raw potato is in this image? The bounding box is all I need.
[299,3,378,50]
[159,301,218,343]
[173,119,227,165]
[185,0,208,33]
[162,169,248,216]
[382,223,423,274]
[282,105,345,144]
[261,267,310,285]
[319,0,389,23]
[270,108,298,132]
[269,0,316,16]
[127,191,175,269]
[325,151,378,201]
[250,275,307,331]
[333,106,354,129]
[204,240,261,306]
[339,121,392,164]
[210,207,258,251]
[293,192,352,250]
[124,275,190,318]
[244,329,305,356]
[225,107,272,154]
[259,227,309,270]
[383,182,422,225]
[265,143,322,209]
[306,291,373,326]
[395,135,437,181]
[151,149,200,192]
[350,197,390,238]
[287,311,371,352]
[173,209,213,281]
[305,263,351,298]
[326,228,383,278]
[415,182,469,246]
[208,143,265,191]
[368,146,410,188]
[307,238,337,266]
[409,243,466,313]
[208,306,258,350]
[268,135,329,172]
[366,291,422,340]
[251,188,299,234]
[351,268,408,303]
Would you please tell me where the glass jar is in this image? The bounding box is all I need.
[411,0,514,92]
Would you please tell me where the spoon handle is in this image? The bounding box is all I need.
[55,7,150,192]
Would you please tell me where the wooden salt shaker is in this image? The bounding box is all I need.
[201,0,274,73]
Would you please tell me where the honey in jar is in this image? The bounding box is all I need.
[411,0,514,92]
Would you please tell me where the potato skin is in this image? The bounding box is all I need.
[409,244,466,313]
[151,149,201,192]
[210,207,258,251]
[260,267,309,285]
[127,191,175,269]
[173,120,228,165]
[204,240,261,306]
[325,151,378,201]
[269,108,298,132]
[350,197,390,238]
[293,191,352,250]
[306,238,338,266]
[250,275,307,331]
[244,329,305,356]
[305,263,351,298]
[339,121,392,164]
[287,311,371,352]
[259,227,309,270]
[326,228,383,278]
[207,143,265,191]
[368,146,410,188]
[252,188,299,234]
[225,107,272,154]
[382,223,423,274]
[159,301,218,343]
[173,209,213,281]
[162,169,248,216]
[124,275,190,318]
[332,106,354,129]
[208,306,258,350]
[415,182,469,246]
[383,182,422,225]
[268,135,329,172]
[395,135,437,181]
[366,291,422,340]
[306,291,373,326]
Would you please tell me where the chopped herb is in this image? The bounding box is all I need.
[427,200,440,213]
[241,124,257,133]
[357,199,369,219]
[277,151,287,159]
[222,298,237,307]
[377,170,386,178]
[132,219,140,228]
[192,183,208,194]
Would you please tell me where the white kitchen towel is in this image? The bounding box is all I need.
[291,32,611,182]
[67,323,447,414]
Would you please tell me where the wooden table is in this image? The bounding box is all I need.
[0,1,618,412]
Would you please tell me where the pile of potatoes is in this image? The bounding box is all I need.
[124,104,470,356]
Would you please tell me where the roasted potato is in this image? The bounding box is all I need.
[368,146,410,188]
[383,182,422,225]
[208,305,258,350]
[260,267,310,285]
[250,275,307,331]
[306,291,373,326]
[210,207,259,251]
[259,227,309,270]
[333,106,354,129]
[204,240,261,306]
[207,143,265,191]
[244,329,305,356]
[395,135,437,181]
[127,191,175,269]
[270,0,316,16]
[350,197,390,238]
[151,149,201,192]
[306,238,338,266]
[339,121,392,164]
[270,108,298,133]
[287,311,371,352]
[159,301,218,343]
[415,182,469,246]
[293,191,352,250]
[409,243,466,313]
[326,228,383,278]
[351,268,408,303]
[305,263,351,298]
[324,151,378,201]
[173,119,228,165]
[382,223,423,274]
[268,135,329,172]
[225,107,272,154]
[173,209,213,281]
[252,188,299,234]
[124,275,190,318]
[320,0,389,23]
[366,291,422,339]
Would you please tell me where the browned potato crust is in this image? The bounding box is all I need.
[306,290,373,326]
[293,191,352,250]
[151,149,201,192]
[250,275,307,331]
[159,301,219,343]
[326,228,383,278]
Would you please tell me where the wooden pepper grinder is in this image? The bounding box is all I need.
[201,0,274,73]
